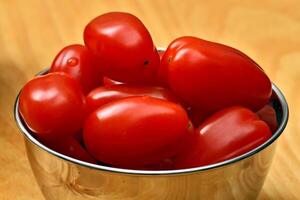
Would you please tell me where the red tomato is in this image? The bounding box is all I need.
[84,12,160,84]
[83,96,193,168]
[42,137,96,164]
[86,85,179,114]
[19,73,86,140]
[256,104,278,132]
[175,106,272,169]
[50,44,103,94]
[160,36,272,113]
[103,77,123,86]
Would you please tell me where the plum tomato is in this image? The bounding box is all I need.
[175,106,272,169]
[19,73,86,140]
[160,36,272,113]
[84,12,160,84]
[83,96,193,168]
[50,44,103,94]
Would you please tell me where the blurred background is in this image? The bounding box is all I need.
[0,0,299,199]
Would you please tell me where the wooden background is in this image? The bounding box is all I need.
[0,0,299,199]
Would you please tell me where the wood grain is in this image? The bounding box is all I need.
[0,0,299,199]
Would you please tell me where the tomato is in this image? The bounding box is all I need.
[84,12,160,84]
[103,77,123,86]
[50,44,103,94]
[19,73,86,140]
[41,137,96,164]
[160,36,272,113]
[175,106,272,169]
[83,96,193,168]
[257,104,278,132]
[86,85,179,114]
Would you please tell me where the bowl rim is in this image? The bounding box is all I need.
[14,73,289,176]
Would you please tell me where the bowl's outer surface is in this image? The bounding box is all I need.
[24,137,276,200]
[15,67,288,200]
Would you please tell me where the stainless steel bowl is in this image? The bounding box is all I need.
[14,72,288,200]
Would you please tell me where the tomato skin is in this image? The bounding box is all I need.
[103,77,123,86]
[19,73,86,140]
[84,12,160,84]
[175,106,272,169]
[41,137,96,164]
[83,96,193,168]
[50,44,103,94]
[256,104,278,132]
[158,39,189,86]
[161,36,272,113]
[86,85,180,114]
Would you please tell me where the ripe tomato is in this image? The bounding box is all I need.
[175,106,272,169]
[41,137,96,164]
[84,12,160,84]
[83,96,193,168]
[86,85,180,114]
[160,36,272,113]
[50,44,103,94]
[19,73,86,140]
[257,104,278,132]
[103,77,123,86]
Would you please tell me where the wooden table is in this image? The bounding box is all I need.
[0,0,299,199]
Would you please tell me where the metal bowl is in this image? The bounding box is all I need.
[14,71,288,200]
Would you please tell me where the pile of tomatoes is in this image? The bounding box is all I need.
[19,12,277,170]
